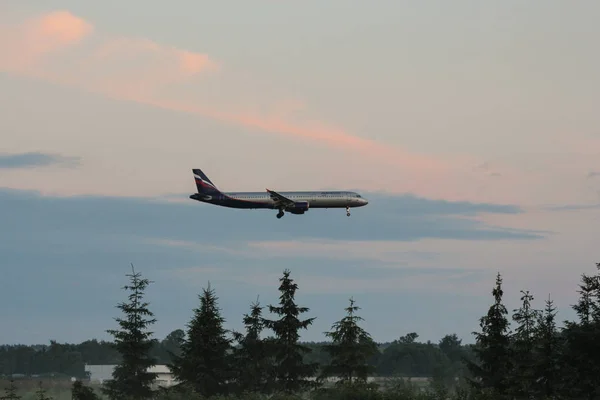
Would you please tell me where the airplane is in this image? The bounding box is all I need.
[189,168,368,219]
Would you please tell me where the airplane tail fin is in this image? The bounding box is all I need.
[192,168,220,194]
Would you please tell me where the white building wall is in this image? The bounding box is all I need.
[84,364,177,387]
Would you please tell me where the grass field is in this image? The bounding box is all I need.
[1,376,435,399]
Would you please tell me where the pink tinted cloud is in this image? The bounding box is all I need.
[0,9,453,179]
[0,10,93,71]
[90,37,216,79]
[120,96,447,173]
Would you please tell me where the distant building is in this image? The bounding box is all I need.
[84,364,177,388]
[84,365,114,383]
[148,365,177,387]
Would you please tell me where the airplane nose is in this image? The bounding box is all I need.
[362,198,368,205]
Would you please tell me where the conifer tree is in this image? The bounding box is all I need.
[262,269,319,394]
[169,282,234,397]
[231,297,275,394]
[465,272,512,396]
[71,380,100,400]
[562,264,600,398]
[102,264,158,400]
[510,290,540,397]
[1,378,21,400]
[532,294,562,398]
[319,297,378,384]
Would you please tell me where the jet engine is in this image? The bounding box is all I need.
[287,201,310,214]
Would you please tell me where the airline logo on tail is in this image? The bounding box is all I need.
[193,169,219,193]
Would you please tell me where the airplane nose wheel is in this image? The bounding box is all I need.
[346,206,351,217]
[277,210,284,219]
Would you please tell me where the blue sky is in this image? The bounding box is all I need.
[1,0,600,345]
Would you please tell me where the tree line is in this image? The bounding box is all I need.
[3,262,600,399]
[0,329,474,379]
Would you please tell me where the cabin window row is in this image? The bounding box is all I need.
[230,194,350,199]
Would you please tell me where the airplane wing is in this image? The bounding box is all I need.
[266,189,295,208]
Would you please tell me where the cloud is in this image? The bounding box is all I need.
[0,152,80,169]
[0,10,93,71]
[587,171,600,179]
[364,192,521,216]
[82,36,219,99]
[0,8,456,176]
[0,188,542,243]
[546,203,600,211]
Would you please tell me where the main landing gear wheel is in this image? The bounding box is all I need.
[346,206,351,217]
[276,210,284,219]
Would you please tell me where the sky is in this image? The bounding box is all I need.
[1,0,600,346]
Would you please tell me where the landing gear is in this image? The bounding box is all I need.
[346,206,351,217]
[276,210,284,219]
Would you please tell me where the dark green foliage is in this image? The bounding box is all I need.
[399,333,419,344]
[432,334,465,389]
[376,337,451,379]
[301,342,334,368]
[0,341,92,378]
[561,264,600,399]
[0,338,469,383]
[509,290,540,397]
[148,329,185,365]
[438,334,465,370]
[231,297,276,394]
[0,337,180,378]
[531,294,562,398]
[11,263,600,399]
[0,379,21,400]
[320,297,378,384]
[311,381,381,400]
[262,269,319,394]
[169,282,234,397]
[465,273,512,396]
[102,264,158,400]
[162,329,184,359]
[71,380,99,400]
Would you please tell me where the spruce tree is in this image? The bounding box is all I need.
[102,264,158,400]
[532,294,562,398]
[71,380,100,400]
[1,378,21,400]
[510,290,540,397]
[562,265,600,398]
[319,297,378,384]
[169,282,234,397]
[262,269,319,394]
[231,297,275,394]
[465,272,512,396]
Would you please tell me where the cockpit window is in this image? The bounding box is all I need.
[356,194,361,198]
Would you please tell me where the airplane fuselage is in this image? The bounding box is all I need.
[190,190,367,210]
[189,168,368,218]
